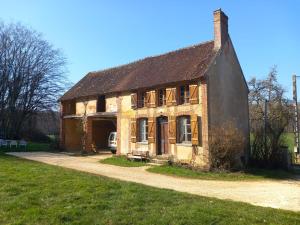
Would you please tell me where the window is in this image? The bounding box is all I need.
[138,92,147,108]
[138,118,148,142]
[97,95,106,112]
[64,101,75,115]
[158,89,166,106]
[177,116,191,143]
[178,85,190,105]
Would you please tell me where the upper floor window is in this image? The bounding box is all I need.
[138,118,148,142]
[177,116,191,144]
[97,95,106,112]
[178,85,190,105]
[64,101,76,115]
[138,91,147,108]
[158,89,166,106]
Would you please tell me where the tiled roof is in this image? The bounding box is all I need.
[60,40,216,101]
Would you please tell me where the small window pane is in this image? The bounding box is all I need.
[138,92,146,108]
[158,89,166,106]
[179,86,189,104]
[179,86,185,104]
[187,134,192,142]
[185,87,190,103]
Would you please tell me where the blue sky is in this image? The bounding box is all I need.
[0,1,299,98]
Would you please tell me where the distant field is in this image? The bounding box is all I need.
[283,133,294,152]
[251,133,295,152]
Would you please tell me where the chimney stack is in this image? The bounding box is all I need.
[213,9,229,50]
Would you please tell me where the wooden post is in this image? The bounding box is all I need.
[264,99,268,152]
[293,75,300,155]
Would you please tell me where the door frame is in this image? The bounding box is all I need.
[156,116,168,155]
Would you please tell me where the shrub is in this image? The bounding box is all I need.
[209,122,245,171]
[49,135,61,151]
[21,129,51,143]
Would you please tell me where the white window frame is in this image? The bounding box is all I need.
[177,116,191,143]
[138,118,148,142]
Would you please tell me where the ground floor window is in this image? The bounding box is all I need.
[138,118,148,142]
[177,116,191,143]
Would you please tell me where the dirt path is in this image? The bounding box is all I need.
[7,152,300,212]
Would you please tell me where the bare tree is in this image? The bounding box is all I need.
[248,66,293,167]
[0,22,67,138]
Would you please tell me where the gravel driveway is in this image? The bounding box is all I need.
[7,152,300,212]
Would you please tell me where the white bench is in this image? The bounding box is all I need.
[0,139,8,148]
[10,140,18,148]
[19,140,27,149]
[127,150,149,161]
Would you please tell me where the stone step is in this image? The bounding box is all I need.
[147,162,162,166]
[150,158,169,165]
[154,154,169,160]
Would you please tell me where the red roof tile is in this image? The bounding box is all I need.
[60,40,216,101]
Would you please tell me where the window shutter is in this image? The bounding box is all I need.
[148,117,155,143]
[166,88,177,106]
[191,115,198,145]
[168,116,176,144]
[131,118,136,143]
[189,84,198,104]
[198,116,202,147]
[166,88,172,106]
[145,91,151,107]
[131,93,137,109]
[148,91,156,108]
[171,88,177,106]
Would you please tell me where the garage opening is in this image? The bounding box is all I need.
[92,118,116,151]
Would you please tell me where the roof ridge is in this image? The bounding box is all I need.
[90,40,214,76]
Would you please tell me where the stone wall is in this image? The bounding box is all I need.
[206,38,250,164]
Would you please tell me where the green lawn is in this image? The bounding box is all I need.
[100,155,148,167]
[147,164,300,181]
[102,156,300,181]
[0,154,300,225]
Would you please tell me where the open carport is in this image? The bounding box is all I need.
[91,116,116,151]
[62,112,117,152]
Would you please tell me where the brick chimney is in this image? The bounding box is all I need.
[213,9,229,50]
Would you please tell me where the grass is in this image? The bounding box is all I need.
[0,142,51,152]
[100,155,147,167]
[0,154,299,225]
[283,132,295,152]
[147,164,300,181]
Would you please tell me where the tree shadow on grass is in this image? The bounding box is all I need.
[244,167,300,181]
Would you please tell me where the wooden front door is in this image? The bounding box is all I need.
[157,117,169,155]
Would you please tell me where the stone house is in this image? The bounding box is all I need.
[59,9,249,169]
